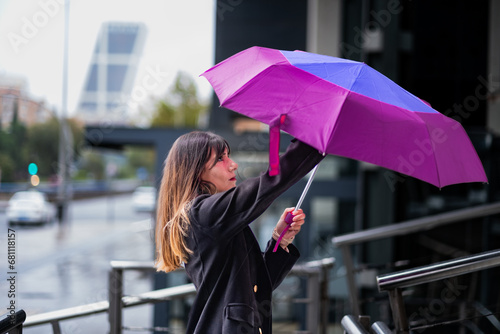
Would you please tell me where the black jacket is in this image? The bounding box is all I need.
[184,139,324,334]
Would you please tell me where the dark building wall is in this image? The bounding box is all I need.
[410,1,489,129]
[343,0,488,129]
[210,0,308,129]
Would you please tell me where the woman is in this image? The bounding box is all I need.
[155,131,324,334]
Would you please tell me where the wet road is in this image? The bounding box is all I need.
[0,193,157,333]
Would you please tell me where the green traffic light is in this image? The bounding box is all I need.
[28,163,38,175]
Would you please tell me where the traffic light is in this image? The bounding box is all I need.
[28,163,38,175]
[28,163,40,186]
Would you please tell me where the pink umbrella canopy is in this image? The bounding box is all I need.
[201,46,487,189]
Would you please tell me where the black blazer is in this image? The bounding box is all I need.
[184,139,325,334]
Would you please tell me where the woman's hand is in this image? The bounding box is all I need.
[275,207,305,241]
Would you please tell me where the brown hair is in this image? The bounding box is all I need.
[155,131,230,272]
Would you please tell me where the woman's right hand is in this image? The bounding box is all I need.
[274,207,305,241]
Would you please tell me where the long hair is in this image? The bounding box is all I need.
[155,131,230,272]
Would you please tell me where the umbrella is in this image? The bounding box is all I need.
[201,46,488,250]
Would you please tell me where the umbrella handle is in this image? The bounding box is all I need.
[273,226,292,252]
[272,212,295,252]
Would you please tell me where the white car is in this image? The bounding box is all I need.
[132,186,157,213]
[6,190,56,226]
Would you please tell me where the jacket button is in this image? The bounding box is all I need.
[253,285,258,293]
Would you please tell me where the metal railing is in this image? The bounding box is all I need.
[107,261,194,334]
[331,201,500,315]
[376,248,500,333]
[341,315,392,334]
[24,284,196,333]
[0,309,26,334]
[287,257,336,334]
[23,257,335,333]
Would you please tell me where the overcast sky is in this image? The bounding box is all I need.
[0,0,216,117]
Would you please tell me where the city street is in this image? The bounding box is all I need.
[1,193,157,333]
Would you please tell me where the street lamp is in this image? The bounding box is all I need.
[56,0,73,225]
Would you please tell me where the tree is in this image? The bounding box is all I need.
[0,153,15,182]
[11,99,28,174]
[150,71,207,128]
[0,99,29,182]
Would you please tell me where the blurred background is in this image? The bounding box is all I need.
[1,0,500,333]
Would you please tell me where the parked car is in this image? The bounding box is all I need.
[6,190,56,226]
[132,186,156,213]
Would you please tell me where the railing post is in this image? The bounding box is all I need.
[51,320,62,334]
[341,245,360,316]
[320,262,330,334]
[290,257,335,334]
[109,268,123,334]
[387,288,408,334]
[306,270,320,334]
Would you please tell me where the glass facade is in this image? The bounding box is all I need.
[80,102,97,112]
[85,65,98,91]
[106,65,127,92]
[108,26,138,54]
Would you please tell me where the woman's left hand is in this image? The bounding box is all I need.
[275,207,305,240]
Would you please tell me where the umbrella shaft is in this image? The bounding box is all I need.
[294,164,319,211]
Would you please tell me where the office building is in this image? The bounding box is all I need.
[76,22,146,125]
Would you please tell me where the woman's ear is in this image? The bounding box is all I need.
[198,180,216,195]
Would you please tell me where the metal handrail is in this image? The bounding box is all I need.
[0,309,26,334]
[333,201,500,247]
[24,284,196,327]
[330,201,500,315]
[24,301,109,327]
[376,248,500,333]
[371,321,393,333]
[377,248,500,291]
[341,315,370,334]
[341,315,393,334]
[289,256,335,274]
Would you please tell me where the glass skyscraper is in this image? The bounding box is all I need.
[77,22,146,125]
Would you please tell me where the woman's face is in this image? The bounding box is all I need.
[200,148,238,193]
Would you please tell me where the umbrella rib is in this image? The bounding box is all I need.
[280,66,350,152]
[417,114,443,188]
[323,92,349,153]
[219,62,286,106]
